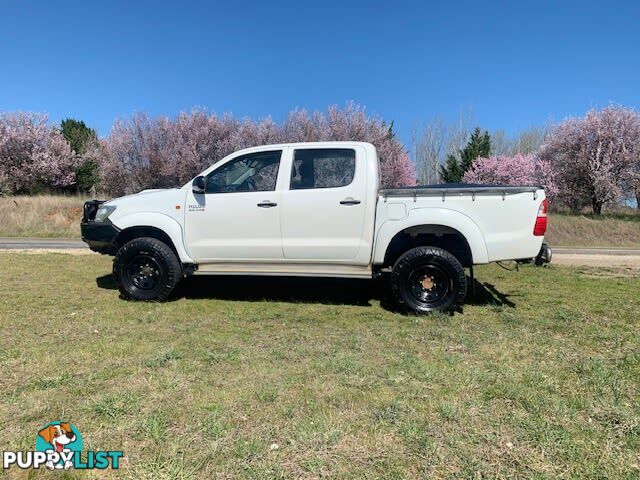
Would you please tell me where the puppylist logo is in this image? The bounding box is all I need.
[3,421,123,471]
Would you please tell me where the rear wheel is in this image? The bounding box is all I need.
[390,246,467,314]
[113,237,182,301]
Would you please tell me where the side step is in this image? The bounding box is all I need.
[194,262,372,279]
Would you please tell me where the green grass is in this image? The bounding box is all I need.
[0,253,639,479]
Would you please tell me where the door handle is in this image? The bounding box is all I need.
[340,198,361,206]
[257,201,278,208]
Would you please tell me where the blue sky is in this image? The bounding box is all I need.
[1,0,639,146]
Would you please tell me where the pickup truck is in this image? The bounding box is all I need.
[81,141,549,313]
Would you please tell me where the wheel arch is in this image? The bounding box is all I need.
[112,213,194,263]
[373,208,489,267]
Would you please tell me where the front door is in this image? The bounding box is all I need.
[184,150,284,262]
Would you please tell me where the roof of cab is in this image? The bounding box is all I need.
[228,141,375,156]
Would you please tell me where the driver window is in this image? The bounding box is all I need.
[205,150,282,194]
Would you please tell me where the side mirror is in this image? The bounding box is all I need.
[192,176,206,194]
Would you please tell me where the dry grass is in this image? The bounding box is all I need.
[0,254,638,478]
[0,195,88,238]
[546,211,640,247]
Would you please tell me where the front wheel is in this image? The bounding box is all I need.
[113,237,182,301]
[390,246,467,314]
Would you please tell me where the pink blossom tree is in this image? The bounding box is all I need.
[280,109,328,142]
[100,110,251,194]
[463,153,557,199]
[280,103,415,187]
[99,113,173,194]
[539,105,640,214]
[100,103,416,195]
[0,112,77,194]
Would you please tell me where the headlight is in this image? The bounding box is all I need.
[95,205,117,222]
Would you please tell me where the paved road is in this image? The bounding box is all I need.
[552,247,640,256]
[1,238,640,255]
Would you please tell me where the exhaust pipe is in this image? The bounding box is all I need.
[535,242,552,265]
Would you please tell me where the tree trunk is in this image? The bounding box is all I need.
[592,199,603,215]
[569,199,581,214]
[636,190,640,210]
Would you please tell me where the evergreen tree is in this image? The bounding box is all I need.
[460,127,491,174]
[61,118,97,155]
[440,153,463,183]
[439,127,491,183]
[61,118,100,192]
[75,158,101,193]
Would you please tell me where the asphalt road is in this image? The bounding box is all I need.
[552,247,640,255]
[1,238,640,256]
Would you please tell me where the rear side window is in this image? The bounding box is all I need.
[290,148,355,190]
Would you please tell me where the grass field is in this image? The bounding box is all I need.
[0,253,638,479]
[0,195,88,238]
[2,195,640,248]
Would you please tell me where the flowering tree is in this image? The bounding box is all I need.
[539,105,640,214]
[293,102,415,187]
[99,113,173,194]
[280,109,328,142]
[0,112,77,194]
[100,103,415,195]
[99,111,279,194]
[462,153,557,199]
[633,161,640,209]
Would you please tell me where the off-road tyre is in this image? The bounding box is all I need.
[390,246,467,314]
[113,237,182,301]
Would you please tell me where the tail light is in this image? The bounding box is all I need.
[533,199,548,236]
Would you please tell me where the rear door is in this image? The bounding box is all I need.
[280,146,368,261]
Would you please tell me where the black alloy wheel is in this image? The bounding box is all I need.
[114,237,182,301]
[390,246,467,314]
[406,264,452,308]
[126,254,162,291]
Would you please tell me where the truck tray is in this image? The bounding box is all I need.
[379,183,543,200]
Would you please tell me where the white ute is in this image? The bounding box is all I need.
[81,142,549,313]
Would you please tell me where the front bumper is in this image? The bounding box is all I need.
[81,220,120,255]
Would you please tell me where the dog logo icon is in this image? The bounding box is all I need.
[3,421,122,471]
[36,421,83,470]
